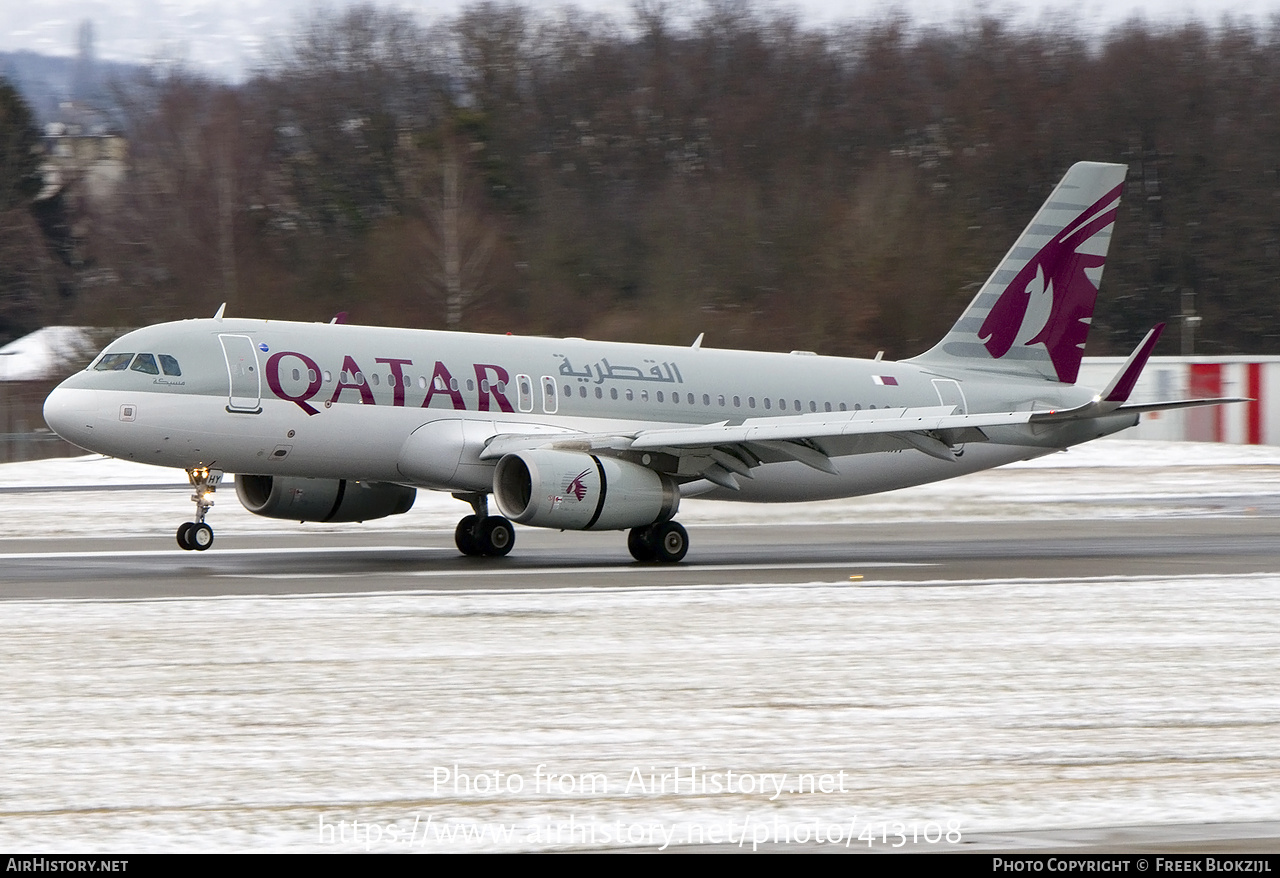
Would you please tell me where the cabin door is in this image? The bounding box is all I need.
[219,334,262,414]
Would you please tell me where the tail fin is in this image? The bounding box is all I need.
[910,161,1127,384]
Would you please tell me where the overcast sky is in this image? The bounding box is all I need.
[4,0,1278,81]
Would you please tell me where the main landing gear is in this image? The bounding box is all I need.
[177,467,222,551]
[627,520,689,563]
[452,493,515,557]
[449,494,689,562]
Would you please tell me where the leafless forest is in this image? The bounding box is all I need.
[6,3,1280,358]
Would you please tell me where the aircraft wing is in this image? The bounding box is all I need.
[479,405,1040,490]
[480,390,1246,491]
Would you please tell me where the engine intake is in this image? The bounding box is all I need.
[235,475,416,523]
[493,449,678,530]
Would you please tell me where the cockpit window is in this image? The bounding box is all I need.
[158,355,182,376]
[130,353,160,375]
[94,353,134,371]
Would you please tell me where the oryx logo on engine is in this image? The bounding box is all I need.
[565,469,591,502]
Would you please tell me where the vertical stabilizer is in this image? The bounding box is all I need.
[910,162,1127,384]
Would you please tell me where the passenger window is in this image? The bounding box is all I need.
[130,354,159,375]
[94,353,134,371]
[159,355,182,376]
[779,399,786,411]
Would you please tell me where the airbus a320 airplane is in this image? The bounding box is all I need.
[43,162,1240,561]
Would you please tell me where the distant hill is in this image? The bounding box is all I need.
[0,50,144,123]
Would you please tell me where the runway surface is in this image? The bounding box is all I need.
[3,515,1280,600]
[3,444,1280,852]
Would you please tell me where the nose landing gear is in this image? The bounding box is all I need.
[177,467,222,551]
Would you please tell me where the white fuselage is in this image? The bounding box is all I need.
[43,317,1119,506]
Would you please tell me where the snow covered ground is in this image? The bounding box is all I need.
[2,441,1279,852]
[6,440,1280,538]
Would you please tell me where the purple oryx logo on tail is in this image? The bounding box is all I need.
[978,182,1123,384]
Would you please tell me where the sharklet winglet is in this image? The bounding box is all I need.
[1102,323,1165,404]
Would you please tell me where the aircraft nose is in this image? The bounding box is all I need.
[43,384,96,451]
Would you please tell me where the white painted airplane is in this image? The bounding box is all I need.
[43,162,1241,561]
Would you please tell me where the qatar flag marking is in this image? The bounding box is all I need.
[872,375,899,386]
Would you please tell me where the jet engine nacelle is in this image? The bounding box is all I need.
[235,475,416,523]
[493,449,679,531]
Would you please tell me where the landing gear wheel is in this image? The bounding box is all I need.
[628,527,656,562]
[479,516,515,557]
[450,495,513,558]
[651,521,688,563]
[455,515,482,556]
[180,467,222,552]
[189,522,214,551]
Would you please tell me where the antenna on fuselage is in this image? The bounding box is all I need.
[691,332,704,349]
[213,303,226,321]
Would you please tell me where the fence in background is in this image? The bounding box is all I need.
[0,380,81,463]
[1077,356,1278,444]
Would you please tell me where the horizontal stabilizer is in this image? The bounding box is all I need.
[1115,397,1252,415]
